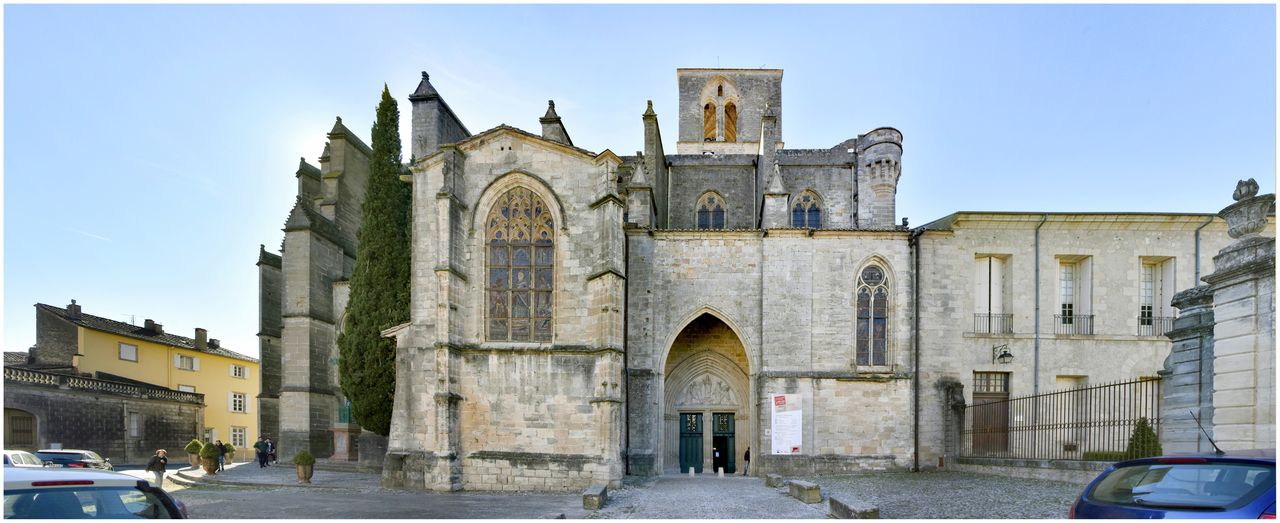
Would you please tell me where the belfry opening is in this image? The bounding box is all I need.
[661,313,750,474]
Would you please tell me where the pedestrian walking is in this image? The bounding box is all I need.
[215,440,227,472]
[146,450,168,489]
[265,438,277,465]
[743,446,750,475]
[253,437,269,468]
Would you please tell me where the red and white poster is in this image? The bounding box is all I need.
[770,393,802,454]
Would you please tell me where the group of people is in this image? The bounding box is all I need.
[144,436,279,490]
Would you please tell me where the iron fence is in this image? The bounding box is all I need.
[973,313,1014,335]
[1137,316,1175,337]
[1054,314,1095,335]
[960,377,1161,461]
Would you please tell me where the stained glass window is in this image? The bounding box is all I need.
[856,264,890,366]
[486,187,554,342]
[696,192,726,230]
[791,191,822,228]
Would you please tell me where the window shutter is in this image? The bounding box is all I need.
[246,395,252,414]
[229,364,235,377]
[245,367,251,380]
[192,357,200,371]
[173,354,181,368]
[228,392,234,412]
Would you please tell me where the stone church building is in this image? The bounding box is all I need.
[258,67,1266,492]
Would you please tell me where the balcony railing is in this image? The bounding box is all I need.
[973,313,1014,335]
[1054,314,1094,336]
[1137,316,1175,337]
[5,366,204,405]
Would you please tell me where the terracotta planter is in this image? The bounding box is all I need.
[201,458,218,474]
[296,464,314,484]
[188,454,199,468]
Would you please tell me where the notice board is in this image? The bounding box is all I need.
[770,393,802,454]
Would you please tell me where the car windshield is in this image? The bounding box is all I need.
[4,486,173,519]
[1090,461,1275,510]
[35,452,82,461]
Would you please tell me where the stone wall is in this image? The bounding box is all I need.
[5,373,202,464]
[31,305,78,367]
[257,248,283,444]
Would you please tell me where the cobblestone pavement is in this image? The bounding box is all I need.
[796,471,1082,519]
[589,474,828,519]
[172,483,591,519]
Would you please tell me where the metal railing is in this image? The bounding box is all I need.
[5,366,204,405]
[1137,316,1175,337]
[1054,314,1095,335]
[960,377,1162,461]
[973,313,1014,335]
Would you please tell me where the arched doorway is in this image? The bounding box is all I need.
[5,408,37,451]
[662,313,750,474]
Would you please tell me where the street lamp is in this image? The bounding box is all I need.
[992,344,1013,364]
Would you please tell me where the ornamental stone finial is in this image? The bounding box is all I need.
[422,71,429,80]
[1234,178,1259,201]
[1219,179,1274,239]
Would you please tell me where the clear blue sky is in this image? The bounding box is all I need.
[5,4,1275,358]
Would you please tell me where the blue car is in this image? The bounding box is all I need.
[1071,450,1276,519]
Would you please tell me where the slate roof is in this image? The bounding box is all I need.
[4,351,30,366]
[36,304,258,363]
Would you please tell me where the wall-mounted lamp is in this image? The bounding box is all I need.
[992,344,1013,365]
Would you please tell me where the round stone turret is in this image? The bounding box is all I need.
[857,127,903,228]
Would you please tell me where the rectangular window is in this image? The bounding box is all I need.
[177,385,195,393]
[1056,256,1093,335]
[230,427,247,448]
[174,354,199,371]
[230,364,247,379]
[1140,264,1155,325]
[974,372,1010,393]
[1138,257,1176,336]
[128,413,141,437]
[230,392,246,413]
[118,343,138,362]
[1059,262,1076,322]
[974,255,1011,334]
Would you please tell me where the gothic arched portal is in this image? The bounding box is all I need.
[661,313,751,475]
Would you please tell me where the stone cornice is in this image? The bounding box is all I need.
[433,341,622,355]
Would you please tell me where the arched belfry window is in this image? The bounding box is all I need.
[696,192,726,230]
[791,191,822,228]
[703,103,717,142]
[724,102,737,143]
[486,187,554,342]
[855,264,890,366]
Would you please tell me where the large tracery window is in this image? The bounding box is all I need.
[791,191,822,228]
[486,187,554,342]
[855,264,889,366]
[696,192,727,230]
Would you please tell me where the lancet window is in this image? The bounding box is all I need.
[696,192,727,230]
[486,187,554,342]
[855,264,890,366]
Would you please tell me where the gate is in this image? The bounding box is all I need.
[712,413,735,474]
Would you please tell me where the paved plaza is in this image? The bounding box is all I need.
[148,461,1083,519]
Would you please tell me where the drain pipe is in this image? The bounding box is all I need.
[1033,214,1048,395]
[1194,215,1214,282]
[909,226,924,472]
[622,230,631,476]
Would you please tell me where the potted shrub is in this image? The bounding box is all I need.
[198,441,220,474]
[293,450,315,484]
[183,439,203,468]
[224,443,237,463]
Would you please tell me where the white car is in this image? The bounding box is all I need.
[2,467,188,519]
[2,450,43,468]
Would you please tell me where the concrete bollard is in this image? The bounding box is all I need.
[717,467,724,478]
[828,496,879,519]
[582,484,608,510]
[765,473,784,488]
[788,480,822,504]
[688,467,695,477]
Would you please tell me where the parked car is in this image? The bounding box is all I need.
[33,449,113,471]
[2,450,44,468]
[3,467,188,518]
[1070,450,1276,519]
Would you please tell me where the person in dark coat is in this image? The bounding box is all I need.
[743,447,751,475]
[215,440,227,472]
[265,438,276,465]
[253,437,269,468]
[146,450,169,489]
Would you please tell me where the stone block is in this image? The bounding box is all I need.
[829,496,880,519]
[582,484,607,510]
[788,480,821,504]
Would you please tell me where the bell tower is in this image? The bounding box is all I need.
[675,68,783,155]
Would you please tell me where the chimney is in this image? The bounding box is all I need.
[209,339,220,349]
[67,299,82,319]
[195,328,208,350]
[143,319,165,335]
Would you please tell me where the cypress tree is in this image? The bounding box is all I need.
[337,85,410,436]
[1124,416,1163,459]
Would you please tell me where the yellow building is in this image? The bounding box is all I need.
[30,301,260,461]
